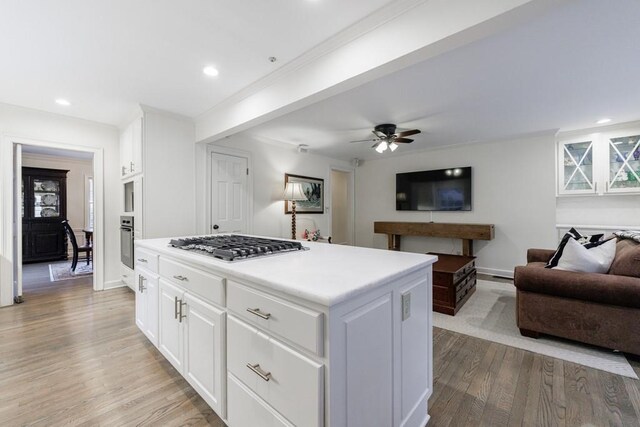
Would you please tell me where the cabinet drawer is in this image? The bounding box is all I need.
[227,281,323,355]
[135,248,158,273]
[228,374,293,427]
[159,257,225,307]
[121,264,134,290]
[227,316,323,427]
[456,273,476,303]
[453,261,475,283]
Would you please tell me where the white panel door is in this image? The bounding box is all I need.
[183,293,226,417]
[211,152,247,234]
[158,279,184,373]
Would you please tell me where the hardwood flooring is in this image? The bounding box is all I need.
[1,264,222,426]
[0,266,638,426]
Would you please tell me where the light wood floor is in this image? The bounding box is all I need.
[1,266,639,426]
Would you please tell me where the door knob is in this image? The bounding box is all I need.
[213,224,219,230]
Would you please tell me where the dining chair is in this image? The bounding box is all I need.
[61,220,92,271]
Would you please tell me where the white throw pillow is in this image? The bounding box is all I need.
[553,238,617,274]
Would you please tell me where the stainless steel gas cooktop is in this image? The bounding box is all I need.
[169,235,308,261]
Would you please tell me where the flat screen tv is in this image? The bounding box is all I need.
[396,167,472,211]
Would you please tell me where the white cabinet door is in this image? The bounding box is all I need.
[143,272,159,347]
[158,279,184,373]
[332,294,393,427]
[134,270,146,332]
[131,116,143,175]
[135,269,159,347]
[604,131,640,194]
[557,138,596,195]
[133,175,143,239]
[183,293,226,417]
[120,124,133,178]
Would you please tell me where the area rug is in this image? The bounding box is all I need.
[49,261,93,282]
[433,279,638,379]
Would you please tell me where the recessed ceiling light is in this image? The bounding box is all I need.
[55,98,70,106]
[596,118,611,124]
[203,66,219,77]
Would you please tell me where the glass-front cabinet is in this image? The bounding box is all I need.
[607,133,640,193]
[22,167,69,263]
[558,139,595,194]
[558,126,640,196]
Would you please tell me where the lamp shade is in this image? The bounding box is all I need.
[282,182,307,201]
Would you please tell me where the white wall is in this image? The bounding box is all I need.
[22,153,93,250]
[197,136,350,240]
[0,103,120,305]
[331,169,351,245]
[556,195,640,233]
[355,134,558,277]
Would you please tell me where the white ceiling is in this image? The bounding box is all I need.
[245,0,640,160]
[0,0,394,126]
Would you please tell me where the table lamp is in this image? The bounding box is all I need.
[283,182,307,239]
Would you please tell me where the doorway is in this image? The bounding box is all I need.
[209,149,251,234]
[20,146,95,299]
[330,168,355,245]
[2,136,104,306]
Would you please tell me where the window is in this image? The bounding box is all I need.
[85,176,94,229]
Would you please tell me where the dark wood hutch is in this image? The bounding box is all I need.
[22,167,69,263]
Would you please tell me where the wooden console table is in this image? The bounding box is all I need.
[374,221,495,256]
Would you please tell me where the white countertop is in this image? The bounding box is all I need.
[137,237,437,306]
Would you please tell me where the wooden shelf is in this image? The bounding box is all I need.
[373,221,495,256]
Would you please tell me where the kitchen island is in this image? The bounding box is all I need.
[134,236,437,427]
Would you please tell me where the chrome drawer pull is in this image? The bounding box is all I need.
[174,296,179,319]
[173,275,188,281]
[247,363,271,382]
[246,308,271,320]
[137,258,148,263]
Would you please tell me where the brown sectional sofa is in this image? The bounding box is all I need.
[514,238,640,356]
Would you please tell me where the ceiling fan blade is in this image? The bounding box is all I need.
[349,138,380,144]
[396,129,421,138]
[393,138,413,143]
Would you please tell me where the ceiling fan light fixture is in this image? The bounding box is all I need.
[375,141,388,153]
[389,142,398,152]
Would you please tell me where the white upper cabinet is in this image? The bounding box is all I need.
[120,116,143,179]
[604,130,640,194]
[558,125,640,196]
[118,106,195,239]
[558,137,596,195]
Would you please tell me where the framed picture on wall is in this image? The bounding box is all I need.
[285,173,324,214]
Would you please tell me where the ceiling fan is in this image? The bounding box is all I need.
[350,123,421,153]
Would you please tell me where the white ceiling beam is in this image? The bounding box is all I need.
[195,0,567,144]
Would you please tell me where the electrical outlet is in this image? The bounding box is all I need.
[401,292,411,321]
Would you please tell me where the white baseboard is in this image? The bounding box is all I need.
[103,279,126,290]
[477,267,514,279]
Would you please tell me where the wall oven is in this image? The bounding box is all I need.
[120,216,134,269]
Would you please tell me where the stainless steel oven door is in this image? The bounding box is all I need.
[120,227,134,269]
